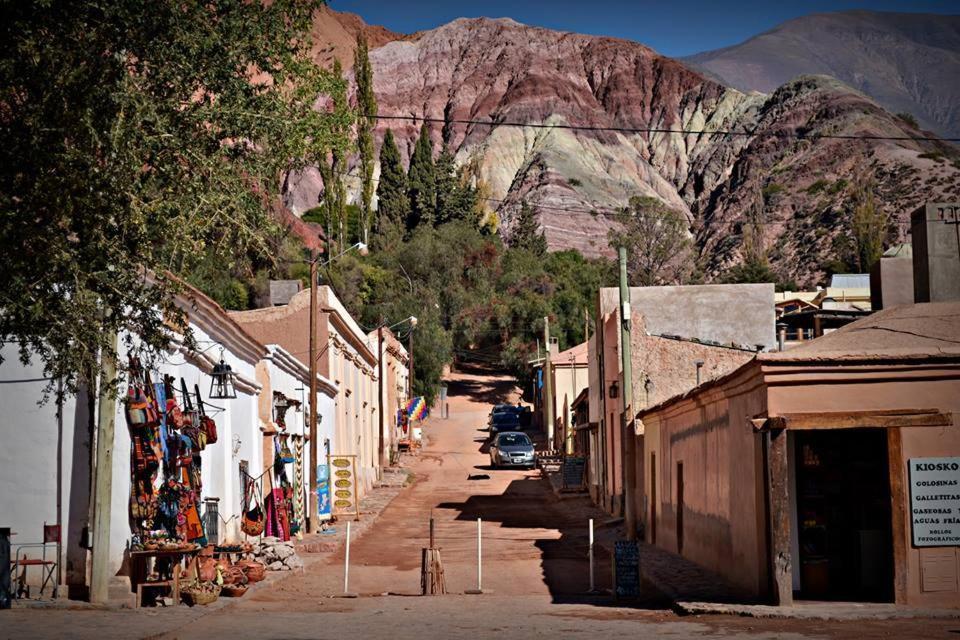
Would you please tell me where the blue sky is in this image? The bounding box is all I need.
[330,0,958,57]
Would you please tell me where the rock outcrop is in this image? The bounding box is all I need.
[293,12,960,285]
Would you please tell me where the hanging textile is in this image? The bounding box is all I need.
[126,358,162,536]
[292,436,304,538]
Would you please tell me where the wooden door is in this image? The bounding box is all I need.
[651,453,657,545]
[677,462,684,555]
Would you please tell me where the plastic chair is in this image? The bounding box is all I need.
[12,523,60,599]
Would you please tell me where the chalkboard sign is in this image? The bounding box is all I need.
[562,456,586,489]
[613,540,641,599]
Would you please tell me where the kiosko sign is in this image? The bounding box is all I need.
[909,457,960,547]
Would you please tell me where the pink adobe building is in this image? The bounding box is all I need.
[637,302,960,607]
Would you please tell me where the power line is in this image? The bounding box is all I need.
[328,168,913,227]
[364,112,960,143]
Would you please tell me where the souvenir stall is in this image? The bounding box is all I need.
[125,358,216,605]
[264,392,299,541]
[124,349,269,606]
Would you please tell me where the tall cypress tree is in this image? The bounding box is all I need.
[407,122,435,230]
[354,34,377,244]
[510,201,547,255]
[376,129,409,232]
[434,145,457,225]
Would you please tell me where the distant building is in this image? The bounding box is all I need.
[588,283,775,515]
[532,341,588,450]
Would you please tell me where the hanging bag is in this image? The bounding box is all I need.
[240,480,264,537]
[196,384,218,444]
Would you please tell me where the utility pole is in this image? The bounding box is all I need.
[408,325,414,400]
[543,316,555,451]
[567,353,576,455]
[618,247,638,541]
[377,325,387,474]
[308,252,319,533]
[90,330,118,604]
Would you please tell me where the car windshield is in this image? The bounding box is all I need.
[498,433,531,447]
[492,413,519,424]
[492,405,518,414]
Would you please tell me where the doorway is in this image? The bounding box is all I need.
[676,462,684,556]
[650,452,657,546]
[793,429,893,601]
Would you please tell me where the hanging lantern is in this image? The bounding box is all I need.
[209,357,237,400]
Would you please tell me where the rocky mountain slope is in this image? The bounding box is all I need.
[307,5,403,69]
[683,11,960,139]
[288,11,960,286]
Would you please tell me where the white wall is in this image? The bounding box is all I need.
[0,321,263,594]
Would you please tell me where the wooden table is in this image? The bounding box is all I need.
[130,547,201,608]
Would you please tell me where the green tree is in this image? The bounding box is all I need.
[434,146,478,225]
[509,202,547,256]
[354,34,377,244]
[407,123,436,230]
[608,196,692,286]
[850,178,887,272]
[0,0,349,393]
[319,58,351,250]
[375,129,409,244]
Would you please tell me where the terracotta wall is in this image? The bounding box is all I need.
[646,363,769,597]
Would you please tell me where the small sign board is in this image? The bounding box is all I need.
[613,540,641,599]
[561,456,586,490]
[909,457,960,547]
[316,463,332,521]
[328,454,360,520]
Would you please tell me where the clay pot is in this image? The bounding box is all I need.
[236,560,265,583]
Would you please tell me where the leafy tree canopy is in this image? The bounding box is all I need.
[0,0,351,392]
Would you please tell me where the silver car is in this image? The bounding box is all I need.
[489,431,535,469]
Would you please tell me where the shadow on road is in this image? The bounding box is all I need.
[436,477,669,608]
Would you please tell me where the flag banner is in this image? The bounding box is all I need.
[406,396,429,421]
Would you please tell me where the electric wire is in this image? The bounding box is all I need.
[363,112,960,143]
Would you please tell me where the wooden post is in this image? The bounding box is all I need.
[308,252,319,533]
[618,247,637,541]
[420,512,445,595]
[765,429,793,605]
[90,330,118,604]
[888,427,908,604]
[543,316,554,451]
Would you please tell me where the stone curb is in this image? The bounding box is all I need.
[675,600,960,620]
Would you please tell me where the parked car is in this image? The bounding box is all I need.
[489,431,535,469]
[489,403,520,417]
[489,410,522,433]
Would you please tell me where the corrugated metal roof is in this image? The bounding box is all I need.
[829,273,870,289]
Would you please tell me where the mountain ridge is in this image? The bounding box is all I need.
[683,10,960,139]
[286,10,960,287]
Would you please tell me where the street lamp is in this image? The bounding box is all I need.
[307,240,369,534]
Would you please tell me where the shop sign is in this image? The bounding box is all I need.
[909,457,960,547]
[317,464,332,521]
[328,454,360,520]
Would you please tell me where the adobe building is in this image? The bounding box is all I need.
[588,283,774,516]
[637,302,960,607]
[230,285,381,496]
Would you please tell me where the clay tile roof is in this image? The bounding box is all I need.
[760,302,960,362]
